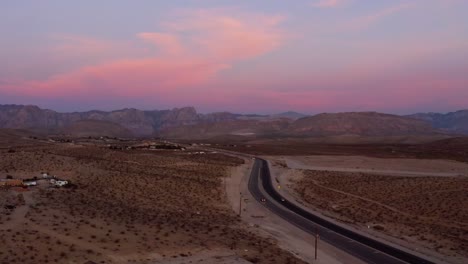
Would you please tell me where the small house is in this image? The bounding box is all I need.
[50,179,68,187]
[55,180,68,187]
[23,181,37,187]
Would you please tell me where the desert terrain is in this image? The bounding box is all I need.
[285,155,468,176]
[267,155,468,264]
[0,132,307,264]
[215,136,468,163]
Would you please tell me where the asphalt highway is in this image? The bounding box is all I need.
[248,158,437,264]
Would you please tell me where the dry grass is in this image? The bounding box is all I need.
[293,170,468,258]
[0,142,306,264]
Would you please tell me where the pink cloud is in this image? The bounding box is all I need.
[22,58,228,98]
[165,9,285,61]
[53,35,114,55]
[1,9,286,99]
[220,72,468,113]
[344,3,413,31]
[1,6,466,114]
[137,32,184,56]
[311,0,347,8]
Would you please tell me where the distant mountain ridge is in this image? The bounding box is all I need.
[407,110,468,134]
[288,112,434,137]
[0,104,203,137]
[272,111,307,120]
[0,104,464,138]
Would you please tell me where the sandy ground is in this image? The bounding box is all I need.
[267,156,465,264]
[152,250,252,264]
[2,143,307,264]
[284,155,468,177]
[0,191,32,230]
[224,155,366,264]
[0,188,242,264]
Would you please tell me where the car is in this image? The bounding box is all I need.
[260,198,266,203]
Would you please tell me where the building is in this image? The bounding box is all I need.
[42,173,51,179]
[50,179,68,187]
[23,181,37,187]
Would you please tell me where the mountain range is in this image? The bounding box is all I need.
[0,104,466,138]
[406,110,468,134]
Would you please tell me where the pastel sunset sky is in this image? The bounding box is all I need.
[1,0,467,114]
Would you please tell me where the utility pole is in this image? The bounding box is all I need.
[315,225,319,260]
[239,192,242,216]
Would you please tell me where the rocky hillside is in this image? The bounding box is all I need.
[162,112,439,139]
[0,105,297,137]
[159,119,291,139]
[62,120,134,138]
[0,105,460,138]
[0,105,202,136]
[407,110,468,134]
[287,112,436,137]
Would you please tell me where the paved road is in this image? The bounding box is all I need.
[248,158,437,264]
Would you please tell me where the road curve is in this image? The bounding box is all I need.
[248,158,437,264]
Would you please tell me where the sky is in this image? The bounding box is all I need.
[1,0,467,114]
